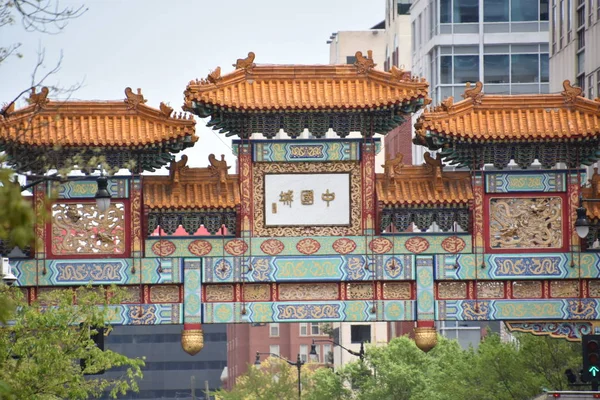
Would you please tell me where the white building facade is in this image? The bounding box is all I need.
[549,0,600,97]
[410,0,550,164]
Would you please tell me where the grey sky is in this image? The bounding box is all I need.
[2,0,385,168]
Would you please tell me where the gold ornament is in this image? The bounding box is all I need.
[181,329,204,356]
[414,327,438,353]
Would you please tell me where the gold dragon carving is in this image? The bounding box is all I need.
[383,282,411,299]
[51,203,125,255]
[489,197,563,249]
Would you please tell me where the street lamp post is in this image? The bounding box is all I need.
[309,339,365,362]
[254,351,305,400]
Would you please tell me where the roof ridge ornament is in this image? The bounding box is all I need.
[207,66,222,84]
[382,153,404,191]
[233,52,256,72]
[441,96,454,112]
[124,87,147,109]
[561,80,583,103]
[389,65,407,81]
[159,102,173,118]
[0,102,15,118]
[26,86,50,108]
[424,152,445,193]
[354,50,376,74]
[461,81,483,104]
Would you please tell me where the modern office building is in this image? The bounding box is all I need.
[548,0,600,97]
[100,324,226,400]
[409,0,549,344]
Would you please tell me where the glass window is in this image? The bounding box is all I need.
[350,325,371,344]
[441,0,452,22]
[559,0,565,47]
[311,323,321,335]
[540,0,550,19]
[299,345,308,362]
[567,0,572,40]
[454,55,480,84]
[454,0,479,22]
[323,344,333,364]
[484,55,510,83]
[540,53,549,82]
[511,54,540,83]
[512,0,540,20]
[270,323,279,337]
[485,0,509,21]
[441,55,453,83]
[300,323,308,336]
[589,75,594,98]
[270,344,280,356]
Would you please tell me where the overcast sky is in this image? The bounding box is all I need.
[1,0,385,168]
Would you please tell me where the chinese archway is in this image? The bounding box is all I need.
[2,52,600,354]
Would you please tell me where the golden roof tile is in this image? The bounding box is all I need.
[143,155,240,210]
[376,153,472,206]
[183,52,429,112]
[415,81,600,143]
[0,87,197,147]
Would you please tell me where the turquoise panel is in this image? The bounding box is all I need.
[50,178,129,199]
[201,300,415,323]
[107,303,182,325]
[437,299,599,321]
[436,253,600,280]
[485,171,567,193]
[13,258,180,286]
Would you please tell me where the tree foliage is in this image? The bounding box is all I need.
[0,285,144,399]
[221,332,582,400]
[214,357,350,400]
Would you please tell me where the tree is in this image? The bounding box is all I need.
[0,285,144,399]
[215,357,349,400]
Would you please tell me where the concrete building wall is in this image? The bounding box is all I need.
[328,30,386,66]
[549,0,600,96]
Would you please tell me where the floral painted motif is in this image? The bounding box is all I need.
[260,239,285,255]
[441,236,466,253]
[296,238,321,255]
[384,257,403,278]
[151,240,176,256]
[188,240,213,256]
[332,238,357,254]
[369,237,393,254]
[405,237,430,254]
[224,239,248,256]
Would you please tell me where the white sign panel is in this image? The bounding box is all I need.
[264,173,350,226]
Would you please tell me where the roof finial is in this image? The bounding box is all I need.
[26,87,50,108]
[354,50,376,74]
[159,102,173,118]
[561,80,582,103]
[461,81,483,104]
[233,52,256,72]
[207,66,222,84]
[389,65,406,81]
[124,87,147,109]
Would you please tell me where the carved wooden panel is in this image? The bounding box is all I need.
[489,196,563,250]
[243,284,271,301]
[437,282,467,299]
[278,283,339,301]
[512,281,542,299]
[205,285,234,302]
[383,282,412,299]
[150,285,180,303]
[477,281,505,299]
[346,283,373,300]
[51,202,126,256]
[550,281,579,298]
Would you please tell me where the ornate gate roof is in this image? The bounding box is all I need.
[414,81,600,168]
[0,87,197,173]
[184,51,429,138]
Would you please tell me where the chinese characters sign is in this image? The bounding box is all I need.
[265,173,350,226]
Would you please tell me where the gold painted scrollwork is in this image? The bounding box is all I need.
[51,203,126,255]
